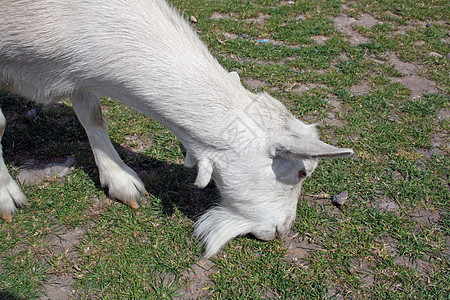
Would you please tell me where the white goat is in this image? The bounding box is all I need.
[0,0,353,257]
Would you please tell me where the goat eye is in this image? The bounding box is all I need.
[298,170,307,179]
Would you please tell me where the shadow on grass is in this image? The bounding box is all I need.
[0,290,22,300]
[0,90,219,222]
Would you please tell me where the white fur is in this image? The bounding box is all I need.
[0,0,353,256]
[0,109,28,217]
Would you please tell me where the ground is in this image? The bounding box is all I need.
[0,0,448,299]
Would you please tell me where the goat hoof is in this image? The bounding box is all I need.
[127,199,140,210]
[1,212,13,222]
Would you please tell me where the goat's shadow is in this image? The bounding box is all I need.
[0,290,22,300]
[0,90,219,221]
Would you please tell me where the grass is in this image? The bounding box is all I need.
[1,0,449,299]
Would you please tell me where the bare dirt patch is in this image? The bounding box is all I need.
[333,14,370,45]
[120,133,153,155]
[443,236,450,257]
[245,13,271,25]
[375,237,435,274]
[41,276,75,300]
[437,109,449,123]
[394,255,435,274]
[221,32,239,41]
[283,234,325,267]
[322,97,345,128]
[431,131,448,152]
[242,77,269,90]
[333,13,385,47]
[327,97,344,112]
[387,53,439,98]
[178,259,216,299]
[287,82,328,96]
[47,226,84,259]
[388,54,418,75]
[210,12,232,20]
[378,199,400,213]
[419,131,448,157]
[39,226,85,300]
[409,210,440,226]
[350,81,372,96]
[348,257,376,288]
[311,35,329,45]
[283,82,328,95]
[391,76,439,98]
[353,14,382,29]
[16,157,76,186]
[86,197,113,218]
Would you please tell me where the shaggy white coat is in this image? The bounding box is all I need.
[0,0,353,257]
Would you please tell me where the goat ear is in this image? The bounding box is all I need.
[194,158,213,188]
[270,135,353,159]
[228,71,241,85]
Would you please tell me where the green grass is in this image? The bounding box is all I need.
[1,0,449,299]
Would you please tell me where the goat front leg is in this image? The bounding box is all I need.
[71,91,147,209]
[0,108,28,222]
